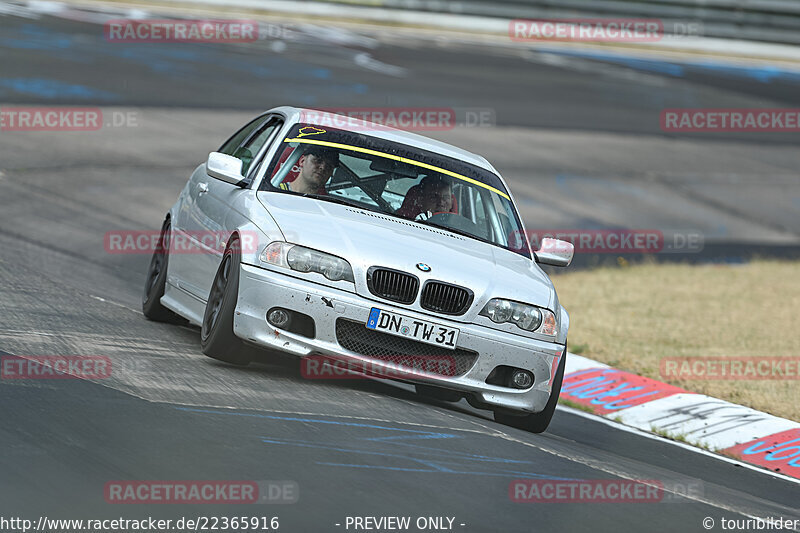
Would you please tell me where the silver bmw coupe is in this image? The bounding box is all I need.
[143,106,574,433]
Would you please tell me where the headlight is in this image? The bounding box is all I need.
[260,242,355,283]
[479,298,557,336]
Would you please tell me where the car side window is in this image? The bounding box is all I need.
[219,116,266,156]
[218,116,281,177]
[235,120,280,176]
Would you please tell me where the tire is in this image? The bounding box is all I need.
[142,217,182,323]
[200,236,251,366]
[493,347,567,434]
[416,384,463,402]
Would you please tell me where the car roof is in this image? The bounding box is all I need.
[266,106,501,176]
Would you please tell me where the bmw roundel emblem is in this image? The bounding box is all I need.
[416,263,431,272]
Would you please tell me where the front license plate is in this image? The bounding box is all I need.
[365,308,460,350]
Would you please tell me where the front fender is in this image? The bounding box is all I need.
[557,305,569,345]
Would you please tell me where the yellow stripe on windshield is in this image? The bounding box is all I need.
[283,137,510,200]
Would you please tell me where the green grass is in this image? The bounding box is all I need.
[552,260,800,422]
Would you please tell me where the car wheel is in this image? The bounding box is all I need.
[493,347,567,434]
[142,217,182,323]
[200,236,251,366]
[416,384,463,402]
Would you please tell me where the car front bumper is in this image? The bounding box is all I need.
[234,263,565,413]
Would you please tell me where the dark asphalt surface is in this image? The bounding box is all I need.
[0,6,799,140]
[3,364,799,530]
[2,3,799,263]
[1,3,799,532]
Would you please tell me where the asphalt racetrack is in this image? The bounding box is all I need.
[0,3,799,532]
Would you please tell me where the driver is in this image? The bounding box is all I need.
[397,174,453,220]
[279,146,339,195]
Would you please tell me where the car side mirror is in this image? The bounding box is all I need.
[206,152,245,185]
[534,238,574,267]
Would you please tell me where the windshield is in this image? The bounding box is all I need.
[260,123,531,257]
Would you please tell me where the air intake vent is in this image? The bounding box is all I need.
[367,267,419,304]
[420,281,473,315]
[336,319,478,377]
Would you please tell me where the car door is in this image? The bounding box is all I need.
[169,115,266,299]
[190,115,283,301]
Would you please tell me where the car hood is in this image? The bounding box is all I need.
[257,192,555,316]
